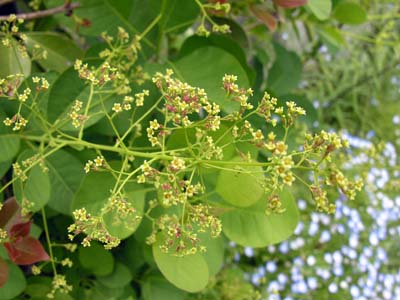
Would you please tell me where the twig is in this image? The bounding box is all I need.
[0,0,14,6]
[0,2,80,21]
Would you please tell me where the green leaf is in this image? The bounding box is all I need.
[0,261,26,300]
[98,262,132,288]
[153,243,209,292]
[200,234,224,276]
[316,25,346,52]
[45,150,85,214]
[78,242,114,276]
[0,110,20,163]
[142,276,186,300]
[174,47,250,113]
[25,32,84,72]
[13,150,51,212]
[47,66,114,131]
[307,0,332,20]
[221,190,299,247]
[216,157,265,207]
[72,171,145,239]
[333,1,367,25]
[0,39,31,78]
[267,42,302,96]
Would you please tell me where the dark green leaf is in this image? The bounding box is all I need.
[333,1,367,25]
[78,242,114,276]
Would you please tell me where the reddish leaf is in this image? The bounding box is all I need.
[250,6,278,32]
[273,0,307,8]
[0,197,27,232]
[4,236,49,265]
[0,257,9,288]
[9,221,32,238]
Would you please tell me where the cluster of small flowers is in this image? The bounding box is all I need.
[326,167,363,200]
[152,69,221,130]
[256,92,280,126]
[74,59,119,87]
[99,28,147,86]
[304,130,348,159]
[46,275,72,299]
[83,155,105,173]
[1,15,30,60]
[196,2,231,36]
[21,154,48,173]
[146,119,163,147]
[0,228,7,243]
[197,130,224,160]
[32,76,50,90]
[222,74,254,112]
[69,100,84,128]
[101,195,142,230]
[148,204,221,257]
[21,198,34,216]
[266,194,286,215]
[189,204,222,238]
[3,114,28,131]
[12,162,27,181]
[0,74,23,97]
[68,208,120,249]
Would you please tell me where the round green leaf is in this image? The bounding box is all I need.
[78,242,114,276]
[216,157,265,207]
[13,151,51,212]
[0,261,26,300]
[25,32,83,72]
[307,0,332,20]
[174,46,249,113]
[153,243,209,293]
[333,1,367,25]
[98,262,132,288]
[221,190,299,247]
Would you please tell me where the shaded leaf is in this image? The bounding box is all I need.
[333,1,367,25]
[0,257,8,288]
[0,261,26,299]
[0,39,31,78]
[25,32,83,73]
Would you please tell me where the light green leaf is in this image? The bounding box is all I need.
[333,1,367,25]
[0,261,26,300]
[0,39,31,78]
[267,42,302,96]
[142,276,186,300]
[200,234,224,276]
[153,243,209,292]
[25,32,83,72]
[216,157,265,207]
[78,242,114,276]
[13,150,51,212]
[174,47,250,113]
[45,150,85,214]
[307,0,332,20]
[221,190,299,247]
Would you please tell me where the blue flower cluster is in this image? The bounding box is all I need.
[235,132,400,300]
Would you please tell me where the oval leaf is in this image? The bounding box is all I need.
[153,243,209,293]
[0,261,26,300]
[221,190,299,247]
[333,1,367,25]
[216,157,265,207]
